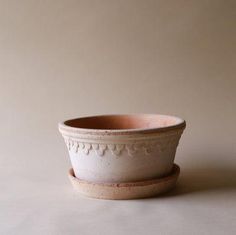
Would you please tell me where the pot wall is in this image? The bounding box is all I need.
[60,129,184,183]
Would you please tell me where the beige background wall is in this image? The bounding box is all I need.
[0,1,236,234]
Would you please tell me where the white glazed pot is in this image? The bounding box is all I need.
[58,114,186,183]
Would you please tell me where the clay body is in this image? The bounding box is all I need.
[59,114,186,183]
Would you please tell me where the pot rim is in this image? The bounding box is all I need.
[58,114,186,136]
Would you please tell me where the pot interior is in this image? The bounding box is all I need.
[64,114,184,130]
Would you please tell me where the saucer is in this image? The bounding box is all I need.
[68,164,180,200]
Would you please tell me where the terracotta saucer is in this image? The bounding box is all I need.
[68,164,180,200]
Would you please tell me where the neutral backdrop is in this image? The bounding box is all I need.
[0,0,236,234]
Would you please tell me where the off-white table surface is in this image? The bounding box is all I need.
[1,131,236,235]
[0,0,236,234]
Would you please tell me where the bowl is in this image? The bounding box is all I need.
[58,114,186,183]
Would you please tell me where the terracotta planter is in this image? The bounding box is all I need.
[58,114,186,183]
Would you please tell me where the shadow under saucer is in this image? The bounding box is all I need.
[161,163,236,197]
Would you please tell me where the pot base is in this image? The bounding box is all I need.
[68,164,180,200]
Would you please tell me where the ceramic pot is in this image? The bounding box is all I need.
[58,114,186,183]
